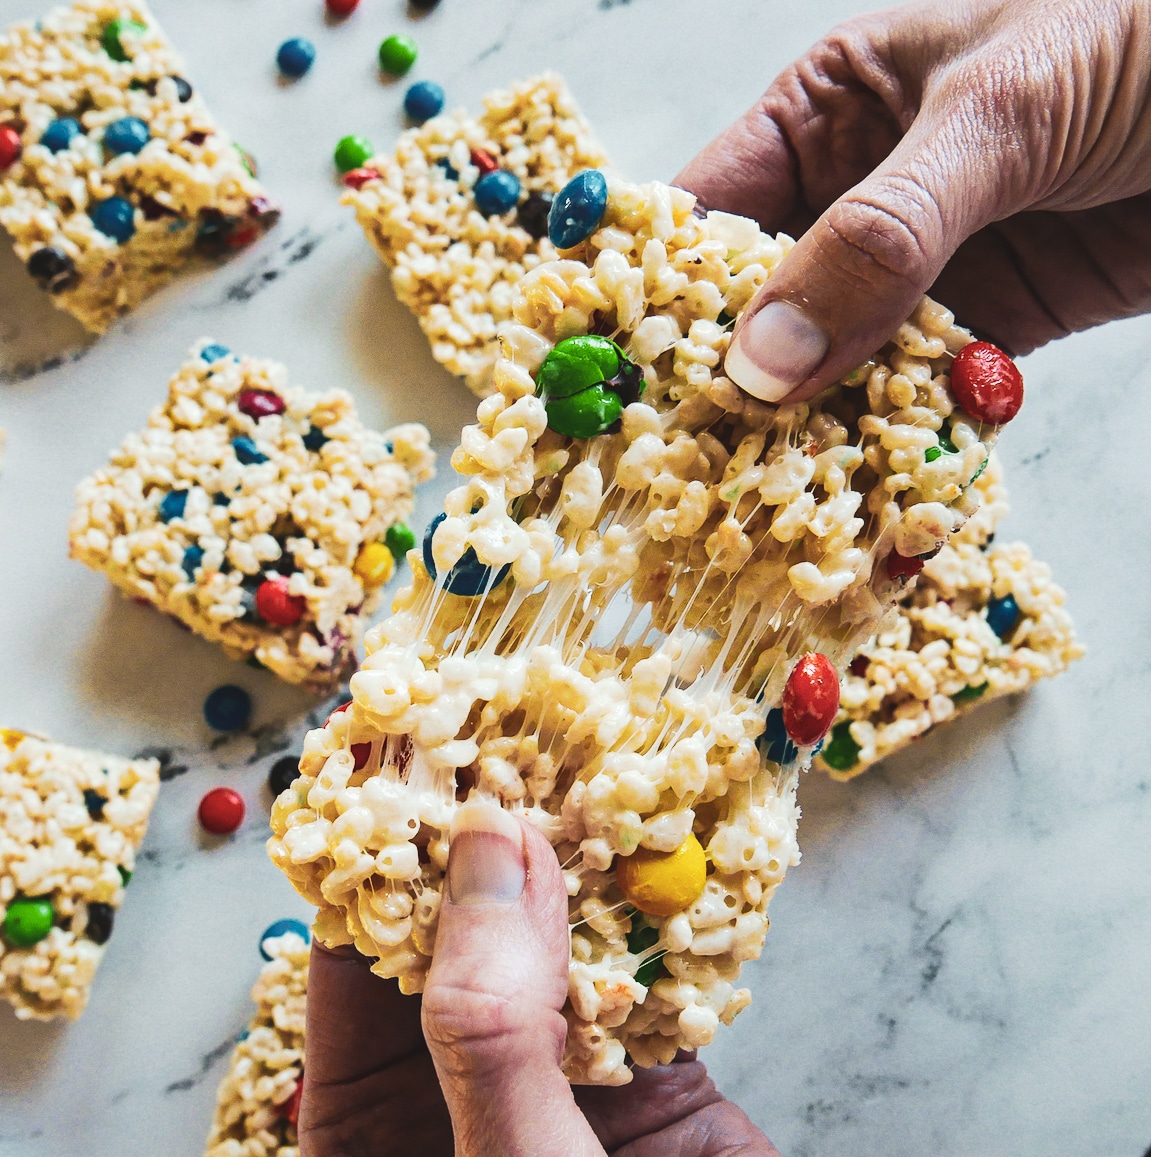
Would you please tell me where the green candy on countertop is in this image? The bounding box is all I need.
[3,896,55,947]
[536,335,643,438]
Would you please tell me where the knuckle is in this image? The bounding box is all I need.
[821,188,939,290]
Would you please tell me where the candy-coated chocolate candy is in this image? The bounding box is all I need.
[516,190,553,239]
[40,117,81,153]
[204,685,252,732]
[284,1077,303,1126]
[924,431,958,463]
[473,169,521,216]
[334,134,374,174]
[232,436,269,465]
[410,0,440,8]
[0,125,22,170]
[353,541,395,588]
[256,577,306,626]
[201,343,231,362]
[198,786,245,834]
[181,545,204,578]
[118,865,132,886]
[2,729,26,751]
[158,489,188,522]
[626,918,666,987]
[616,834,707,917]
[326,0,360,14]
[758,706,797,765]
[385,521,416,560]
[820,720,860,772]
[547,168,608,248]
[886,550,924,581]
[83,788,106,819]
[84,902,114,945]
[277,37,316,78]
[950,341,1023,425]
[403,80,444,124]
[90,196,135,243]
[544,387,624,440]
[422,512,511,596]
[237,388,286,418]
[324,702,372,770]
[342,166,380,189]
[782,652,840,747]
[146,75,193,102]
[536,335,634,399]
[848,654,870,678]
[378,33,417,75]
[302,425,329,452]
[102,17,146,61]
[267,755,300,797]
[434,157,459,180]
[259,917,311,959]
[27,246,76,292]
[986,593,1020,639]
[953,681,989,703]
[469,147,498,174]
[103,116,150,155]
[2,896,54,947]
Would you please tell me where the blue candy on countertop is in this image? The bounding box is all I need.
[422,512,510,597]
[203,684,252,732]
[40,117,81,152]
[90,196,135,242]
[986,593,1021,639]
[102,116,150,155]
[548,168,608,249]
[404,80,444,124]
[232,436,269,465]
[276,37,315,78]
[259,918,310,960]
[473,170,521,216]
[181,544,204,578]
[200,343,231,363]
[158,489,188,522]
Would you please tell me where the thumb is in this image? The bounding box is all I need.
[725,109,1008,403]
[421,799,604,1157]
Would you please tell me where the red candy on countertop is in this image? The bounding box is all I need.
[0,125,22,171]
[469,148,498,175]
[781,652,840,747]
[256,577,306,626]
[325,0,360,14]
[237,388,286,419]
[199,787,245,834]
[325,702,372,770]
[950,341,1024,425]
[342,166,380,190]
[886,550,926,581]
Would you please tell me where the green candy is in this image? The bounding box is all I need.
[385,521,417,561]
[626,918,666,989]
[536,335,626,399]
[118,865,133,887]
[536,335,642,438]
[378,34,417,76]
[925,432,959,463]
[545,386,624,439]
[101,18,146,62]
[952,681,988,704]
[334,134,374,174]
[3,896,55,947]
[820,720,860,772]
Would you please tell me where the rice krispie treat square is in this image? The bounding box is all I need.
[343,73,608,396]
[69,342,435,692]
[0,0,279,333]
[204,931,308,1157]
[0,729,159,1020]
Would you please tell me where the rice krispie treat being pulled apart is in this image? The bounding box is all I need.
[343,73,608,396]
[269,176,1025,1084]
[70,343,434,692]
[204,932,308,1157]
[0,0,279,332]
[0,729,158,1020]
[817,455,1084,779]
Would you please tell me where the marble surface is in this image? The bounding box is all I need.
[1,0,1149,1154]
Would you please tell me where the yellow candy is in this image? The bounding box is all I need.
[354,541,395,588]
[1,729,26,752]
[616,832,707,917]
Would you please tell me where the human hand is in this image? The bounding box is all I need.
[298,799,781,1157]
[676,0,1151,402]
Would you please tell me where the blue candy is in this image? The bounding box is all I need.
[302,425,329,452]
[258,918,311,961]
[40,118,82,153]
[986,593,1021,639]
[204,684,252,732]
[232,436,268,465]
[276,37,315,78]
[404,80,444,124]
[102,116,150,155]
[200,343,231,362]
[758,707,798,765]
[158,489,188,522]
[182,544,204,578]
[90,195,135,242]
[434,157,459,180]
[548,169,608,249]
[474,170,521,216]
[422,512,510,597]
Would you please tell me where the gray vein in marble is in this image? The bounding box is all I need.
[165,1032,245,1095]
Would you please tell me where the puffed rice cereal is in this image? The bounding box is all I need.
[204,932,307,1157]
[0,0,279,332]
[269,177,1009,1084]
[343,73,608,396]
[69,343,435,692]
[0,729,159,1020]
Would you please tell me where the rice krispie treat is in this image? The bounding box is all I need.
[0,729,159,1020]
[70,343,435,692]
[0,0,279,333]
[816,456,1083,780]
[343,73,608,396]
[270,175,1022,1084]
[204,931,308,1157]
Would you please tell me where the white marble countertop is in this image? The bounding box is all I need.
[1,0,1149,1154]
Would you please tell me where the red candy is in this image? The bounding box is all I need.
[256,577,306,626]
[950,341,1024,426]
[326,0,359,14]
[342,166,380,190]
[325,703,372,769]
[781,652,840,747]
[848,654,870,678]
[198,787,245,834]
[237,388,286,419]
[0,125,22,171]
[284,1076,303,1125]
[469,148,498,175]
[886,551,925,581]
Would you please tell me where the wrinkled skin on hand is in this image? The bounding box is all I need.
[677,0,1151,398]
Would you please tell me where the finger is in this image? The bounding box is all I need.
[421,799,605,1157]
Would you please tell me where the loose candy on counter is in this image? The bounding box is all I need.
[101,15,145,61]
[259,918,311,960]
[986,593,1021,639]
[277,37,316,78]
[616,835,708,918]
[268,755,301,797]
[409,0,441,8]
[473,170,521,216]
[102,116,150,155]
[204,685,252,732]
[353,541,396,588]
[781,652,840,747]
[40,117,81,153]
[334,134,375,173]
[256,577,306,626]
[403,80,444,123]
[2,896,55,947]
[547,168,608,248]
[422,512,510,596]
[950,341,1024,426]
[378,33,417,75]
[0,125,21,170]
[199,787,246,834]
[326,0,360,14]
[385,521,416,560]
[90,196,136,243]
